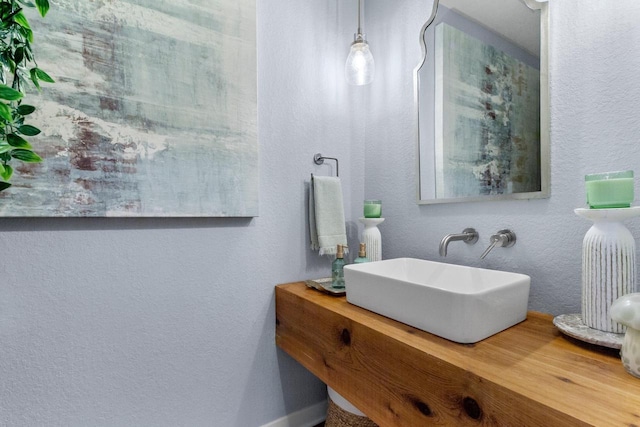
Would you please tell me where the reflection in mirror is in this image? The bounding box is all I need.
[416,0,549,204]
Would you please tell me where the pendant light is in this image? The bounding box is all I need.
[345,0,374,86]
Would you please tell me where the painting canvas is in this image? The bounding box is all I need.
[0,0,257,217]
[434,22,540,199]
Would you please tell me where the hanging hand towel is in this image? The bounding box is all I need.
[309,175,348,256]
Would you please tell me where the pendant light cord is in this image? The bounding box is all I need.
[357,0,362,36]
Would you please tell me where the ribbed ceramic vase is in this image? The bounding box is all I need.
[359,217,384,262]
[575,207,640,333]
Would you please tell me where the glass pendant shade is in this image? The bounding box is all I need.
[345,37,375,86]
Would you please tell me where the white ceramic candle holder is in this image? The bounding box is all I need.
[359,217,384,262]
[575,207,640,333]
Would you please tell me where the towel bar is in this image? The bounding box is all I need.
[313,153,339,177]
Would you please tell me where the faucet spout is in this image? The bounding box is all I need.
[439,228,479,257]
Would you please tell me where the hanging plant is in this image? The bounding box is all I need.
[0,0,53,192]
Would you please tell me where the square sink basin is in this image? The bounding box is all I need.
[344,258,530,343]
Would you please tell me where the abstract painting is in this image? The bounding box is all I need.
[0,0,257,217]
[434,22,540,199]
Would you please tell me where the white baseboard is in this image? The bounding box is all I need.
[261,400,328,427]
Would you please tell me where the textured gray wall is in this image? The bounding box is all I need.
[3,0,639,425]
[365,0,640,316]
[0,0,364,425]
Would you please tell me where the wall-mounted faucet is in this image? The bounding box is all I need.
[439,228,479,257]
[480,229,517,259]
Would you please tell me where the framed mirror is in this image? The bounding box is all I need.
[415,0,549,204]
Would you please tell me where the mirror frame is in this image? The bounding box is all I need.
[414,0,550,205]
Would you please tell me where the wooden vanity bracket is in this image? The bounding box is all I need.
[275,282,640,426]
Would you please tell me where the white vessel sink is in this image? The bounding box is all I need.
[343,258,530,343]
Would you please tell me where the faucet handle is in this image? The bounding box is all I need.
[493,229,516,247]
[480,229,516,259]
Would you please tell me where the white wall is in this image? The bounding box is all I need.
[0,1,364,425]
[365,0,640,315]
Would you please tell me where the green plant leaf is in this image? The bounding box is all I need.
[0,84,23,101]
[0,143,12,154]
[5,7,23,23]
[11,148,41,162]
[17,0,35,8]
[0,3,13,16]
[18,26,33,43]
[13,12,30,29]
[0,102,12,122]
[16,104,35,115]
[29,67,40,90]
[0,163,12,181]
[14,46,23,64]
[22,44,32,62]
[0,181,11,192]
[7,133,30,148]
[35,0,49,17]
[17,124,40,135]
[34,67,54,83]
[5,55,15,73]
[1,52,17,74]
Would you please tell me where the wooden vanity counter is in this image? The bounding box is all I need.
[275,282,640,426]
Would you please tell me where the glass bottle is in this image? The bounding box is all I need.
[331,244,346,288]
[353,243,370,264]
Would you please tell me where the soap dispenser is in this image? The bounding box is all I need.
[353,243,370,264]
[331,244,346,289]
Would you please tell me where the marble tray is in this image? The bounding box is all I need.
[553,313,624,349]
[305,278,345,296]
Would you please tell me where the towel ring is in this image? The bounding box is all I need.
[313,153,339,177]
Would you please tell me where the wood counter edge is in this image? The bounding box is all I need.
[275,282,640,426]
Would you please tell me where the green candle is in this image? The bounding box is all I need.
[586,171,634,209]
[364,200,382,218]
